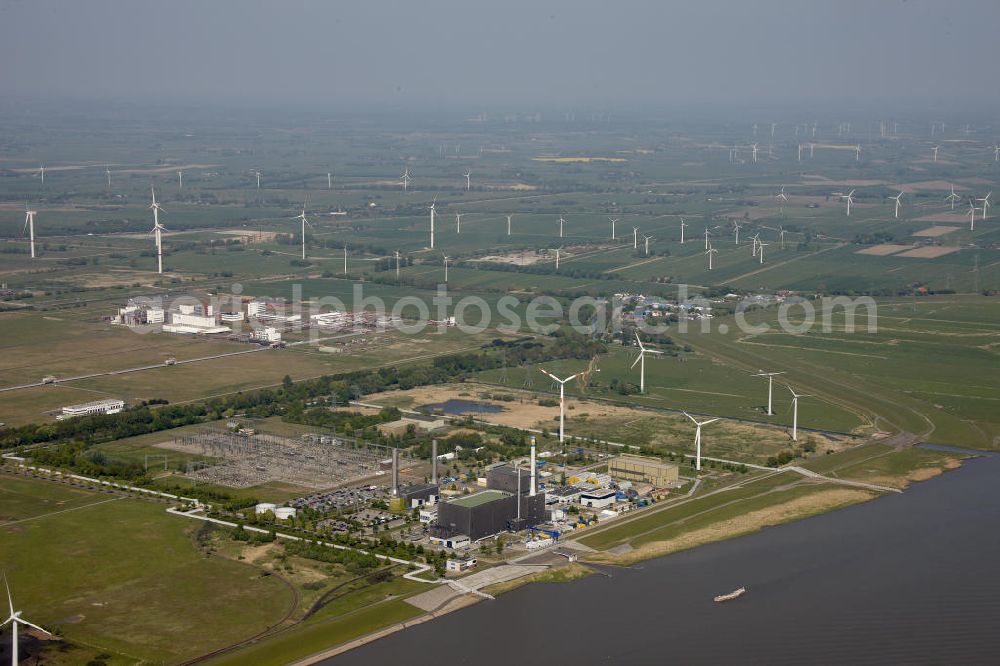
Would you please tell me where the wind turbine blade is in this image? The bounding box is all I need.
[701,418,720,426]
[16,617,50,635]
[630,353,642,369]
[4,572,12,617]
[682,411,697,424]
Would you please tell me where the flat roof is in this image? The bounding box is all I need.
[448,489,510,508]
[63,398,125,410]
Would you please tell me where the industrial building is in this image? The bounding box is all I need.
[58,398,125,419]
[545,485,583,505]
[580,488,617,509]
[431,438,546,541]
[608,455,679,487]
[393,482,439,509]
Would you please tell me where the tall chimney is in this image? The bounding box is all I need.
[529,436,537,497]
[431,438,438,484]
[391,448,399,496]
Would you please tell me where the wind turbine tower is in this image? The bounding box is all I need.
[683,412,720,471]
[754,371,785,415]
[23,209,37,259]
[539,368,580,442]
[788,386,811,441]
[149,187,166,274]
[610,217,618,240]
[631,331,663,393]
[464,171,471,191]
[295,207,312,260]
[890,192,903,219]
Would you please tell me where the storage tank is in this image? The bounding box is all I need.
[254,502,277,515]
[274,507,297,520]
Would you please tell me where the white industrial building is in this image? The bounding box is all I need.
[253,326,282,342]
[247,300,267,317]
[58,398,125,419]
[580,489,617,509]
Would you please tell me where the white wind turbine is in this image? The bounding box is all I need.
[751,232,761,257]
[683,412,720,471]
[149,186,166,274]
[38,165,44,186]
[733,220,741,245]
[555,247,562,269]
[442,253,449,283]
[401,167,411,191]
[631,331,663,393]
[855,144,861,161]
[609,217,619,240]
[255,169,261,190]
[778,226,787,250]
[643,235,653,256]
[842,189,855,216]
[994,145,1000,162]
[977,192,991,220]
[343,245,348,274]
[758,240,769,264]
[464,171,471,191]
[680,218,687,244]
[2,574,51,666]
[703,227,711,250]
[705,244,718,270]
[328,172,332,190]
[507,215,512,236]
[455,212,463,234]
[177,170,183,189]
[23,208,37,259]
[394,250,401,279]
[539,368,580,442]
[754,371,785,415]
[775,185,788,202]
[559,215,565,238]
[788,386,811,441]
[632,226,639,249]
[946,185,961,210]
[890,191,903,219]
[797,144,803,162]
[967,200,978,231]
[295,206,313,260]
[428,198,437,248]
[106,165,112,189]
[932,145,939,162]
[751,143,758,164]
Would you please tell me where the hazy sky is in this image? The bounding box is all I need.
[1,0,998,112]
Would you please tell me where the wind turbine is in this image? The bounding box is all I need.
[295,206,312,260]
[255,169,261,190]
[778,226,787,250]
[539,368,580,442]
[2,573,52,666]
[149,186,166,274]
[733,220,741,245]
[751,232,761,257]
[631,331,663,393]
[797,144,802,162]
[555,247,562,269]
[683,412,719,471]
[680,218,687,244]
[38,165,44,186]
[343,245,348,274]
[994,145,999,162]
[23,208,37,259]
[751,143,758,164]
[703,227,711,250]
[643,235,653,256]
[633,227,639,249]
[105,164,112,189]
[559,215,565,238]
[609,217,619,240]
[754,371,785,415]
[394,250,401,279]
[327,172,332,190]
[464,171,471,191]
[442,253,449,283]
[967,200,978,231]
[946,185,961,210]
[842,189,855,216]
[788,386,811,441]
[428,198,436,248]
[507,215,512,236]
[855,144,861,161]
[455,212,462,234]
[401,167,411,191]
[775,185,788,202]
[977,192,991,220]
[932,145,940,162]
[705,244,718,270]
[890,191,903,219]
[758,240,769,264]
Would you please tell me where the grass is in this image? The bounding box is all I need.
[0,472,294,664]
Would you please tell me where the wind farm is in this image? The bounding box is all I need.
[1,2,999,664]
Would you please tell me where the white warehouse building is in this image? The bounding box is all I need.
[59,398,125,420]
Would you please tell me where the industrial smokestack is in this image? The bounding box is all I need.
[529,436,536,496]
[391,447,399,496]
[431,438,438,484]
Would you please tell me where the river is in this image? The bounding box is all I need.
[330,449,1000,665]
